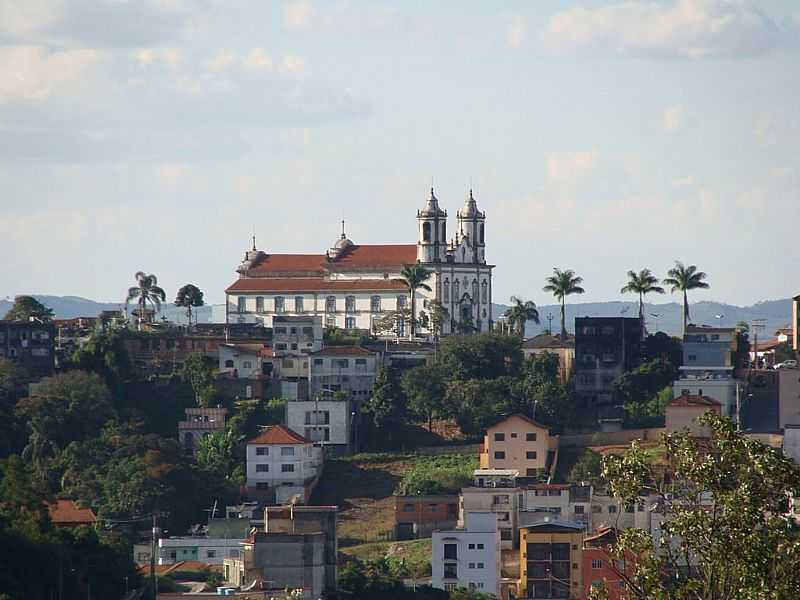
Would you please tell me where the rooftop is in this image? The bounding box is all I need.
[226,277,408,293]
[240,244,417,277]
[47,500,97,525]
[522,334,574,349]
[247,424,310,445]
[312,346,376,357]
[669,394,722,407]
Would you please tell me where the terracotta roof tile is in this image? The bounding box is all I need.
[670,394,721,407]
[226,278,408,293]
[312,346,376,356]
[247,424,310,445]
[247,254,327,275]
[330,244,417,268]
[47,500,97,525]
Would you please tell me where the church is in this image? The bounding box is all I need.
[225,188,494,336]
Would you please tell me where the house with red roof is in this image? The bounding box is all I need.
[665,393,722,437]
[47,500,97,527]
[245,425,323,504]
[225,188,495,336]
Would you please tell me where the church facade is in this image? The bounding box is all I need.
[225,188,494,336]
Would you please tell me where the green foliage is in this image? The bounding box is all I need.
[438,333,523,380]
[662,261,710,330]
[395,454,478,496]
[399,264,432,338]
[68,330,132,395]
[174,283,204,325]
[126,271,167,325]
[181,352,219,407]
[3,295,54,322]
[503,296,540,336]
[401,365,447,431]
[365,367,406,429]
[371,309,413,339]
[642,332,683,368]
[613,359,676,405]
[448,588,496,600]
[196,429,245,485]
[623,386,672,428]
[336,558,447,600]
[567,449,603,487]
[595,413,800,599]
[444,377,516,435]
[543,268,585,337]
[324,327,363,345]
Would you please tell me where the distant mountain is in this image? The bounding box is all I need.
[493,298,793,338]
[0,295,792,336]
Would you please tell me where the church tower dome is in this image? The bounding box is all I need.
[417,187,448,263]
[328,220,353,260]
[457,189,486,264]
[236,235,266,275]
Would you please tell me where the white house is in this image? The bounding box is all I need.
[432,511,500,596]
[158,537,243,565]
[309,346,378,402]
[245,425,323,504]
[218,343,272,379]
[225,188,495,335]
[286,399,352,451]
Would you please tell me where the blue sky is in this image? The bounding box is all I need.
[1,0,798,307]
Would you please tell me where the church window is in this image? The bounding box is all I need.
[422,222,431,242]
[462,247,466,260]
[441,222,446,240]
[480,224,485,244]
[237,297,246,313]
[453,280,460,299]
[295,296,304,313]
[443,279,450,303]
[482,280,488,303]
[256,296,264,313]
[397,296,407,309]
[345,296,356,313]
[472,280,478,301]
[370,295,381,312]
[326,296,336,313]
[274,296,285,313]
[345,316,356,329]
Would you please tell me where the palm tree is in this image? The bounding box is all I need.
[662,261,710,333]
[398,264,432,339]
[543,268,585,339]
[504,296,540,337]
[174,284,205,327]
[620,269,665,328]
[126,272,166,331]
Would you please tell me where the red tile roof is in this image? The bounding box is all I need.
[220,342,273,357]
[247,424,310,445]
[247,254,328,275]
[48,500,97,525]
[312,346,376,356]
[488,413,550,432]
[330,244,417,268]
[226,278,408,293]
[670,394,721,407]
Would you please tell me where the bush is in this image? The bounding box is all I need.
[395,454,478,495]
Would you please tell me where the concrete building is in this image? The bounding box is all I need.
[520,484,591,531]
[573,317,642,426]
[225,189,495,336]
[158,537,243,565]
[0,320,55,381]
[218,343,273,379]
[460,471,521,549]
[479,414,557,479]
[673,367,738,420]
[394,495,460,540]
[285,398,353,451]
[665,394,722,437]
[793,294,799,352]
[583,528,636,600]
[432,511,500,597]
[308,346,378,403]
[519,520,585,600]
[521,334,575,384]
[682,325,737,367]
[273,315,323,355]
[178,406,227,454]
[245,425,323,504]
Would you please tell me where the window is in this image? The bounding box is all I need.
[333,359,349,368]
[481,280,488,303]
[476,562,484,569]
[281,447,295,457]
[510,432,517,438]
[574,505,584,514]
[441,221,446,240]
[345,296,356,313]
[397,295,407,309]
[326,296,336,312]
[472,280,478,301]
[602,353,616,362]
[453,279,460,298]
[345,317,356,329]
[422,221,431,242]
[256,447,268,456]
[494,451,505,460]
[256,464,269,472]
[243,360,252,369]
[290,343,298,350]
[295,296,304,312]
[281,464,295,473]
[500,529,512,541]
[443,279,450,302]
[370,295,381,312]
[493,495,510,505]
[302,326,312,335]
[444,583,457,592]
[313,358,323,366]
[225,359,234,368]
[476,543,484,550]
[608,505,618,513]
[237,297,246,313]
[526,451,537,459]
[468,562,475,569]
[443,564,457,579]
[428,504,438,512]
[275,296,285,313]
[355,358,367,366]
[281,359,294,368]
[601,326,615,335]
[256,482,269,489]
[275,327,287,334]
[404,504,415,512]
[494,432,505,442]
[275,343,287,351]
[256,296,264,312]
[592,505,602,513]
[688,354,697,362]
[526,432,537,441]
[443,544,458,560]
[592,559,603,569]
[468,543,475,549]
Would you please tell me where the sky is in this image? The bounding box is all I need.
[1,0,799,307]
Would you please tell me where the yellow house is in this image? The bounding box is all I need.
[479,414,558,477]
[519,521,585,599]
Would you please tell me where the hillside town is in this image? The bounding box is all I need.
[2,187,800,599]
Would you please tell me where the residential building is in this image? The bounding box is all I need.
[479,414,558,479]
[519,520,585,599]
[47,500,97,527]
[0,320,55,380]
[793,294,800,352]
[460,475,521,549]
[218,343,273,379]
[583,528,635,600]
[776,326,794,346]
[158,537,243,565]
[285,398,353,452]
[573,317,642,426]
[778,369,800,430]
[245,425,323,504]
[682,325,737,367]
[521,334,575,384]
[432,511,500,597]
[520,484,591,530]
[308,346,378,403]
[665,394,722,437]
[673,367,738,420]
[361,339,435,371]
[178,407,227,454]
[272,315,323,355]
[225,189,495,336]
[394,495,460,540]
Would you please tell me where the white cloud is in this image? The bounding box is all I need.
[507,16,528,49]
[546,151,597,181]
[662,104,687,132]
[543,0,784,59]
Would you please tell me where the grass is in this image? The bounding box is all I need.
[340,539,433,578]
[395,454,479,496]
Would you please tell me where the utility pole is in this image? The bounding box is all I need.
[547,314,554,335]
[150,513,158,600]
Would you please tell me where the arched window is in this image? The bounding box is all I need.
[345,296,356,313]
[443,279,450,302]
[481,280,488,303]
[441,222,446,240]
[326,296,336,312]
[453,279,460,299]
[422,222,431,242]
[479,224,485,244]
[472,280,478,301]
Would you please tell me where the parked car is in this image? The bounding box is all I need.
[774,360,798,370]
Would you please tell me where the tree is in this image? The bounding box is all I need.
[567,449,603,488]
[400,365,446,431]
[364,367,406,447]
[593,413,800,599]
[174,284,204,326]
[424,300,449,342]
[126,271,166,330]
[68,330,131,395]
[195,429,244,485]
[662,261,710,333]
[503,296,540,337]
[397,264,432,339]
[543,268,585,339]
[3,296,53,322]
[372,308,413,340]
[437,333,523,381]
[642,332,683,370]
[620,269,665,329]
[443,377,516,435]
[181,353,218,407]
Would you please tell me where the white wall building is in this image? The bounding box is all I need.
[309,346,378,402]
[432,511,500,596]
[245,425,323,504]
[225,188,495,336]
[286,399,352,450]
[158,537,243,565]
[673,366,739,419]
[218,343,272,379]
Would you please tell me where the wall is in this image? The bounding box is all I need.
[431,513,500,597]
[250,532,334,596]
[394,495,459,539]
[673,378,738,418]
[460,488,520,549]
[286,400,351,448]
[778,369,800,429]
[481,415,550,476]
[245,443,322,489]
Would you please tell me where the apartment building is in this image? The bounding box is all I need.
[460,470,522,549]
[0,320,55,380]
[519,521,585,599]
[285,398,353,452]
[308,346,378,402]
[432,511,500,597]
[479,414,557,479]
[394,495,460,540]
